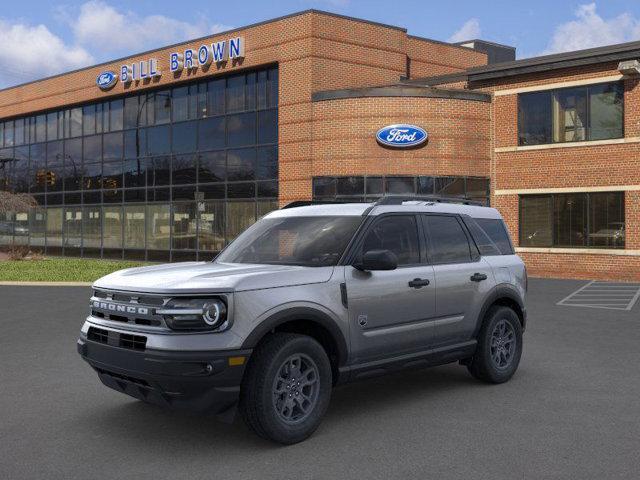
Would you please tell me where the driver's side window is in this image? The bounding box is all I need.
[361,215,420,266]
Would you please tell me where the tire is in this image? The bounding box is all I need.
[467,306,523,384]
[239,333,332,444]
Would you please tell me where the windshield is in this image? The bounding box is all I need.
[215,216,363,266]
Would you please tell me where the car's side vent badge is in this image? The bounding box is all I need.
[358,314,368,327]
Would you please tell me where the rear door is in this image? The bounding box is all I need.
[422,214,495,347]
[345,214,436,363]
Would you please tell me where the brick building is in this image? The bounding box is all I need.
[0,9,637,280]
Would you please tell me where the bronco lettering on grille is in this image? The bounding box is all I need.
[92,301,149,315]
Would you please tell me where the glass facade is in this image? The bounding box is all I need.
[519,192,625,249]
[0,66,279,260]
[313,175,490,205]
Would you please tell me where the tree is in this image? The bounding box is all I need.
[0,191,37,215]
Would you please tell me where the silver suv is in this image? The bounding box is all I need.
[77,196,527,444]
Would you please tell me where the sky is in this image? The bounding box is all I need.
[2,0,640,88]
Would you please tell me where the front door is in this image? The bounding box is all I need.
[346,214,436,363]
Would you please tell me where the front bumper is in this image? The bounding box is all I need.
[77,336,251,414]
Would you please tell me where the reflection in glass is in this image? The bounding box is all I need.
[124,205,145,249]
[227,201,255,241]
[83,206,102,249]
[147,204,170,250]
[103,206,122,248]
[198,201,225,252]
[172,203,196,250]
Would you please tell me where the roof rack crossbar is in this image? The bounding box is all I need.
[374,195,483,206]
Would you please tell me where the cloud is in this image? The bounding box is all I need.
[448,18,481,43]
[542,3,640,54]
[0,20,93,88]
[70,1,232,55]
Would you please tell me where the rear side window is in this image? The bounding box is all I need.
[361,215,420,265]
[464,218,501,256]
[475,218,514,255]
[424,215,472,264]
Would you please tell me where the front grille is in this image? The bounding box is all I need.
[96,367,150,387]
[91,289,168,329]
[86,326,147,351]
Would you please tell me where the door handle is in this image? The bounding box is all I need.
[408,278,430,289]
[470,272,488,282]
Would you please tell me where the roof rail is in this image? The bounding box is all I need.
[282,200,349,209]
[374,195,483,206]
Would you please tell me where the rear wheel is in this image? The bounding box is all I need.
[467,306,522,383]
[239,333,332,444]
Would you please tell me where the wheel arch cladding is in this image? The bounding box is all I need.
[475,285,526,336]
[241,307,348,382]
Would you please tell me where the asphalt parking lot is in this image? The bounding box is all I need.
[1,278,640,480]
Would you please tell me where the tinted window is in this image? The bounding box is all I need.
[425,215,471,264]
[475,218,514,255]
[361,215,420,266]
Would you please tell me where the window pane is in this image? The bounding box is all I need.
[83,135,102,163]
[553,88,587,142]
[109,99,123,131]
[70,108,83,137]
[554,193,587,247]
[227,148,255,181]
[425,215,471,264]
[197,150,225,184]
[226,201,256,240]
[14,118,25,146]
[4,121,14,146]
[96,103,105,133]
[147,204,170,250]
[124,205,145,249]
[246,72,256,110]
[257,70,268,110]
[256,146,277,180]
[123,96,139,129]
[103,132,123,160]
[154,91,171,124]
[257,109,277,144]
[518,91,551,145]
[172,154,197,185]
[123,158,147,187]
[83,206,102,249]
[172,202,196,250]
[207,79,225,116]
[46,207,63,247]
[362,215,420,265]
[29,207,46,247]
[63,138,82,192]
[198,201,225,252]
[386,177,414,194]
[35,115,47,143]
[366,177,383,195]
[520,196,553,247]
[150,155,171,186]
[336,177,364,196]
[172,86,189,122]
[64,207,82,248]
[417,176,434,195]
[29,144,46,193]
[228,182,255,198]
[13,146,29,193]
[83,161,101,190]
[588,192,625,248]
[589,83,623,141]
[83,105,96,135]
[147,125,171,155]
[172,120,197,153]
[227,75,245,113]
[103,206,123,248]
[268,68,278,108]
[102,160,122,190]
[465,218,501,256]
[198,117,225,150]
[313,177,336,198]
[124,128,146,158]
[46,141,63,192]
[466,177,489,200]
[227,112,256,147]
[435,177,465,197]
[46,113,58,141]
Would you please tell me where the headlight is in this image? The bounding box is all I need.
[157,298,228,331]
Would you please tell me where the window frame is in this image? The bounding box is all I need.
[517,81,624,146]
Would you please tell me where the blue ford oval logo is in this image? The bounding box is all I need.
[376,124,428,148]
[96,71,118,90]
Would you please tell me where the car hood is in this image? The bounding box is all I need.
[93,262,335,294]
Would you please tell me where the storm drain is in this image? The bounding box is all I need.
[557,281,640,311]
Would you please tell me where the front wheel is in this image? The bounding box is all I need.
[467,306,523,384]
[239,333,332,444]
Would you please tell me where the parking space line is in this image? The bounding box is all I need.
[557,281,640,311]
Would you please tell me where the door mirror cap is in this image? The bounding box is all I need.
[355,249,398,271]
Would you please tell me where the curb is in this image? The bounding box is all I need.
[0,281,93,287]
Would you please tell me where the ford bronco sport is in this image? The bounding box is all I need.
[78,196,527,444]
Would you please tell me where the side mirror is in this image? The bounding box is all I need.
[355,249,398,271]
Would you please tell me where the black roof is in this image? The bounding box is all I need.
[466,40,640,81]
